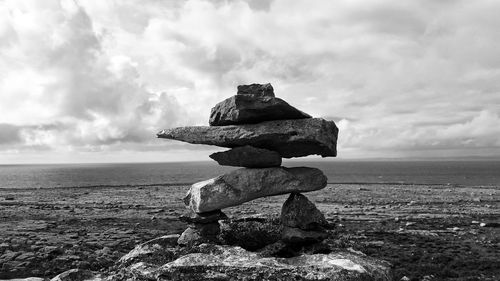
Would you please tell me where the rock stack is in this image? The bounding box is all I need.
[42,84,392,281]
[157,83,339,246]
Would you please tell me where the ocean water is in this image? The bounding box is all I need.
[0,160,499,189]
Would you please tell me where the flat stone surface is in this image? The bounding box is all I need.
[237,83,274,97]
[157,244,393,281]
[282,226,328,244]
[158,118,338,158]
[209,94,311,126]
[281,193,328,230]
[209,146,282,168]
[184,167,327,213]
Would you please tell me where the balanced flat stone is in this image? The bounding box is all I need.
[281,193,328,230]
[209,94,311,126]
[237,83,274,97]
[184,167,327,213]
[158,118,338,158]
[209,146,282,168]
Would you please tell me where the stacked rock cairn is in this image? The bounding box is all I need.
[157,83,339,247]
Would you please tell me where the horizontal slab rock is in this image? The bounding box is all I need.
[282,226,328,244]
[209,146,282,168]
[157,244,393,281]
[237,83,274,97]
[209,94,311,126]
[158,118,338,158]
[184,167,327,213]
[281,193,328,230]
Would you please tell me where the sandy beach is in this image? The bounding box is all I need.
[1,183,499,280]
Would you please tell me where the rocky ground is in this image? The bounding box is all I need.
[0,183,498,280]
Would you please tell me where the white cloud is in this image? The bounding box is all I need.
[1,0,500,163]
[0,0,186,159]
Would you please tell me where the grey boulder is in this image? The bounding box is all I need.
[158,118,338,158]
[184,167,327,213]
[209,94,311,126]
[209,146,282,168]
[281,193,328,230]
[157,244,393,281]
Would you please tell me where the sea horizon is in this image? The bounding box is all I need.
[2,156,500,166]
[1,159,499,189]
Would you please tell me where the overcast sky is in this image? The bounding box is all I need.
[1,0,500,164]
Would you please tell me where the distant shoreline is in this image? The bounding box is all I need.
[2,158,500,166]
[1,161,499,189]
[1,182,498,192]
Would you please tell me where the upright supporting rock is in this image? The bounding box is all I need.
[281,193,329,244]
[158,118,338,158]
[281,193,328,230]
[184,167,327,213]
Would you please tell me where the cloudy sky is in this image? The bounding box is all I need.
[1,0,500,164]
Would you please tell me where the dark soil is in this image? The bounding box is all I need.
[0,183,498,280]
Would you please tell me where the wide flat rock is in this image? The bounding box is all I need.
[209,94,311,126]
[158,118,338,158]
[209,146,282,168]
[157,244,393,281]
[184,167,327,213]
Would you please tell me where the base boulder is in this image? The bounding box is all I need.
[157,244,393,281]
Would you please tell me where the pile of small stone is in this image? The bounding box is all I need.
[157,83,338,246]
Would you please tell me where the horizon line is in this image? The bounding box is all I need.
[2,156,500,165]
